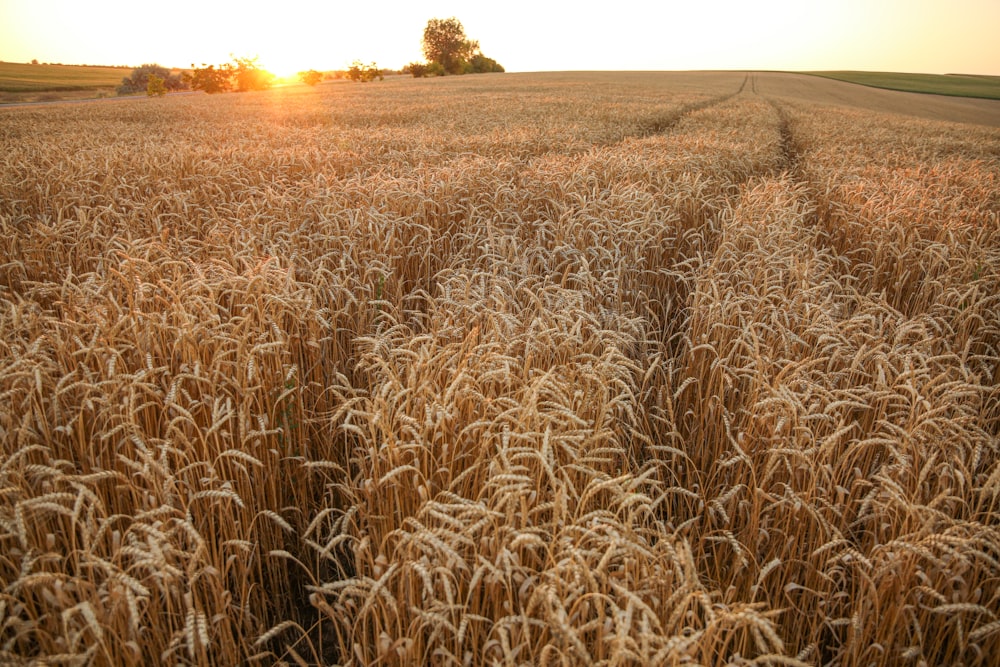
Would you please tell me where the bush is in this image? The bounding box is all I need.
[346,61,383,83]
[468,54,505,74]
[117,64,186,96]
[298,70,323,86]
[146,74,167,97]
[404,62,426,78]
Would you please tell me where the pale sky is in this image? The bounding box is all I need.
[1,0,998,76]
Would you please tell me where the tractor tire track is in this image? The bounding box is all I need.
[760,96,854,273]
[634,73,749,138]
[766,97,802,175]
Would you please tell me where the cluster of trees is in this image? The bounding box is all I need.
[406,18,504,77]
[346,61,383,82]
[115,16,501,98]
[186,56,274,94]
[116,57,275,96]
[116,64,187,96]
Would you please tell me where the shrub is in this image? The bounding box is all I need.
[405,62,427,78]
[298,69,323,86]
[346,61,383,83]
[117,64,186,96]
[185,63,232,94]
[146,74,167,97]
[468,54,505,73]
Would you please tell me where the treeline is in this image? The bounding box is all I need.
[116,58,273,96]
[116,16,502,97]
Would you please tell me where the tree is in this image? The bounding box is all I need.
[422,17,476,75]
[346,61,383,83]
[419,18,503,76]
[186,63,232,94]
[146,74,167,97]
[299,69,323,86]
[231,56,274,92]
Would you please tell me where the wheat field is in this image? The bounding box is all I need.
[1,71,999,666]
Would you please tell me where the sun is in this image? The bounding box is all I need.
[243,43,315,80]
[259,55,305,80]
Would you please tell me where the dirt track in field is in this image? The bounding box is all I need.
[750,71,1000,127]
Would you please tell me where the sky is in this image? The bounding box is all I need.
[1,0,998,76]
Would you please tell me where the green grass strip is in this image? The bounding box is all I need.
[807,71,1000,100]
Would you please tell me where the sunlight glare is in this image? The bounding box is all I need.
[258,52,306,80]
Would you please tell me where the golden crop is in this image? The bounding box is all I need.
[2,72,998,666]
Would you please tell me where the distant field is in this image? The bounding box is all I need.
[808,70,1000,100]
[0,61,128,92]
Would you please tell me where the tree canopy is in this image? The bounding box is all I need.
[231,56,274,92]
[422,17,472,75]
[185,64,232,94]
[416,17,504,77]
